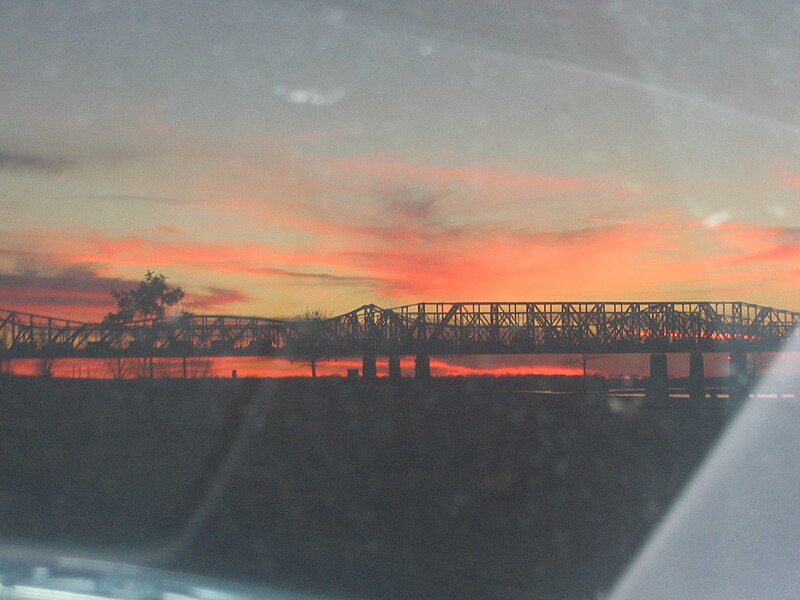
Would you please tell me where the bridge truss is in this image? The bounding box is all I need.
[1,302,798,359]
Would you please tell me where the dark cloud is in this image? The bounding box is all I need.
[0,260,252,320]
[0,267,131,319]
[243,265,382,287]
[378,187,445,222]
[0,151,75,173]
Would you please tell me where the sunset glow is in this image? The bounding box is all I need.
[5,356,592,379]
[2,3,799,376]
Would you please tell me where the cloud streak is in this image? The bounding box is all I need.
[85,194,201,205]
[0,151,74,174]
[327,156,619,194]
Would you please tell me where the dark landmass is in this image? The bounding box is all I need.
[0,375,730,599]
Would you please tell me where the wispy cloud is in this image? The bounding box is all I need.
[154,225,185,235]
[185,286,250,313]
[85,194,201,205]
[0,151,74,174]
[259,128,352,144]
[716,222,800,267]
[225,264,385,287]
[326,156,629,195]
[0,229,382,296]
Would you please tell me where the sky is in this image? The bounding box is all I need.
[1,2,799,376]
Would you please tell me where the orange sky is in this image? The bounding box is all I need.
[9,352,791,380]
[2,3,799,377]
[6,356,586,379]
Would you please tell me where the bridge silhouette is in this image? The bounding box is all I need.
[2,301,798,388]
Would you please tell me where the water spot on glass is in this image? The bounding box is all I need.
[702,210,732,228]
[766,204,787,218]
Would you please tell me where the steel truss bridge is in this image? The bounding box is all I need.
[2,302,798,360]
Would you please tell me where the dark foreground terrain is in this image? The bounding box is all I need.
[0,375,730,599]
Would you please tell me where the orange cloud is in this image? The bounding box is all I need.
[184,287,251,313]
[327,220,692,300]
[711,222,800,280]
[4,212,800,321]
[781,176,800,188]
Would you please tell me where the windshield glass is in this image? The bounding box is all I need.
[1,2,798,599]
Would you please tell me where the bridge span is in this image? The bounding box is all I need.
[2,301,799,388]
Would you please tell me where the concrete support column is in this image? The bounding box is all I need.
[362,355,377,380]
[415,354,431,379]
[689,351,705,401]
[729,350,749,404]
[729,350,748,384]
[388,354,402,380]
[648,353,668,401]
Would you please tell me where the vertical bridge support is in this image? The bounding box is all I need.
[362,355,377,380]
[729,349,749,404]
[388,354,402,380]
[689,351,704,401]
[415,354,431,379]
[648,353,668,401]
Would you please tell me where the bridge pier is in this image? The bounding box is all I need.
[729,350,748,386]
[362,355,377,380]
[648,353,668,401]
[689,351,705,401]
[415,354,431,379]
[388,354,402,380]
[729,350,749,405]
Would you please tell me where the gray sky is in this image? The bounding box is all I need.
[1,1,799,318]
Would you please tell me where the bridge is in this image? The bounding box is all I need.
[2,301,799,389]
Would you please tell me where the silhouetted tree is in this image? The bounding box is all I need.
[36,356,57,378]
[187,356,215,378]
[104,272,185,378]
[566,352,601,396]
[288,309,330,378]
[104,271,185,323]
[104,356,129,380]
[154,357,183,378]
